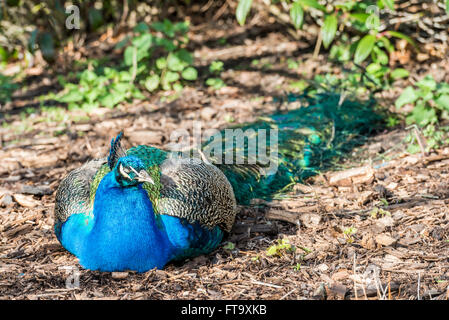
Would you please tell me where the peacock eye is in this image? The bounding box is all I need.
[118,163,132,180]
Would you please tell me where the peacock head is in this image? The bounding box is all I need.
[107,132,155,187]
[114,156,155,187]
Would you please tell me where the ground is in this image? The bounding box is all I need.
[1,20,449,300]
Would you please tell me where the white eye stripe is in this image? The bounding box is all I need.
[118,164,132,180]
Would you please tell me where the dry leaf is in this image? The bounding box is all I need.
[13,194,40,208]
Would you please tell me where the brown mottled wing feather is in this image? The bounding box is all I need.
[54,158,107,224]
[157,157,237,232]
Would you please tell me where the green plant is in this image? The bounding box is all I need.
[236,0,417,68]
[266,239,296,257]
[396,75,449,127]
[0,74,19,103]
[126,20,197,92]
[369,207,391,219]
[287,58,300,70]
[343,226,357,243]
[206,78,226,90]
[50,19,198,110]
[206,60,226,90]
[397,76,449,152]
[53,68,143,111]
[223,241,235,250]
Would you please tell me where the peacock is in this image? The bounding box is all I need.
[54,93,382,272]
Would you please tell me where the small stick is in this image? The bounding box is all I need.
[280,288,296,300]
[251,280,283,289]
[313,31,322,60]
[417,272,421,300]
[353,253,358,300]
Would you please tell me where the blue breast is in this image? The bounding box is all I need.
[58,171,224,272]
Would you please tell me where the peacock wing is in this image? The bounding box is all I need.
[156,157,237,233]
[54,158,107,226]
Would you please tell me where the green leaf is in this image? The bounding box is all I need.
[206,78,225,89]
[390,68,409,80]
[144,75,160,92]
[164,71,180,83]
[378,36,394,53]
[131,34,152,61]
[114,36,130,50]
[104,67,119,80]
[321,15,338,49]
[386,31,417,49]
[176,49,194,65]
[28,29,38,54]
[112,82,132,93]
[446,0,449,16]
[354,34,376,64]
[366,63,382,74]
[395,86,418,109]
[131,87,146,100]
[118,71,133,82]
[88,8,103,31]
[134,22,149,34]
[162,19,175,37]
[152,19,175,37]
[181,67,198,81]
[210,60,224,73]
[156,57,167,69]
[406,102,437,127]
[266,246,277,256]
[381,0,395,11]
[154,38,176,51]
[38,32,55,62]
[85,88,100,103]
[81,102,100,112]
[298,0,326,11]
[406,143,421,154]
[99,94,117,108]
[435,94,449,110]
[290,2,304,29]
[373,46,389,65]
[223,242,235,250]
[59,89,83,103]
[172,83,184,92]
[416,75,436,91]
[173,21,189,34]
[438,83,449,94]
[416,87,434,101]
[100,91,126,109]
[124,46,136,66]
[349,13,369,24]
[167,54,185,72]
[236,0,253,26]
[80,70,97,84]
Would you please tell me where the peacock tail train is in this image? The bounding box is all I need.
[202,93,382,204]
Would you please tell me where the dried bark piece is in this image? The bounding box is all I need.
[328,166,374,187]
[375,234,397,247]
[21,185,53,196]
[13,194,40,208]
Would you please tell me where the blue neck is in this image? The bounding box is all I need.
[63,172,173,272]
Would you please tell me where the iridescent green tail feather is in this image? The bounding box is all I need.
[203,93,382,205]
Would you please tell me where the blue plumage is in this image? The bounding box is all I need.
[55,154,228,272]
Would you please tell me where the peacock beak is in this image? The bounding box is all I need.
[132,168,155,185]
